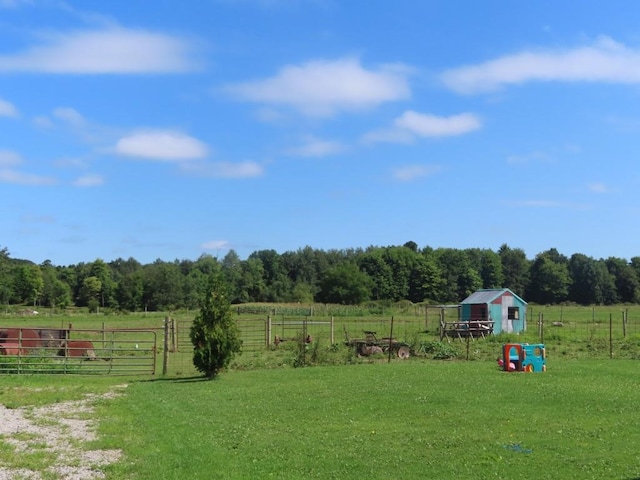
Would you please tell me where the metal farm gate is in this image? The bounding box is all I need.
[238,317,270,350]
[175,317,268,352]
[0,327,158,375]
[175,317,335,352]
[175,320,192,352]
[269,317,334,346]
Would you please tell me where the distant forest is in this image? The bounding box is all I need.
[1,242,639,312]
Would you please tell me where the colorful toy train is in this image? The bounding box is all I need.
[500,343,546,372]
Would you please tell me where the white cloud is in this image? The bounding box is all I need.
[563,143,581,153]
[55,157,89,169]
[37,107,111,144]
[515,200,565,207]
[588,182,609,193]
[0,98,18,117]
[286,137,346,157]
[509,199,589,210]
[213,0,321,7]
[0,169,56,185]
[225,57,410,117]
[0,150,57,185]
[115,131,209,161]
[0,150,22,167]
[604,114,640,133]
[0,28,196,74]
[361,128,414,145]
[393,165,442,181]
[395,111,481,137]
[253,107,287,123]
[363,110,481,144]
[53,107,86,126]
[506,151,551,165]
[21,214,54,224]
[0,0,33,8]
[201,240,230,250]
[442,36,640,94]
[33,115,53,128]
[180,160,264,178]
[73,174,104,187]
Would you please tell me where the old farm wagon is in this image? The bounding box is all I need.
[345,330,411,358]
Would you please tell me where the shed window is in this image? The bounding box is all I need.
[508,307,519,320]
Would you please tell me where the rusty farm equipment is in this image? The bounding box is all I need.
[345,330,411,359]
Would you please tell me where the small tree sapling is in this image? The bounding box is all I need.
[190,272,242,378]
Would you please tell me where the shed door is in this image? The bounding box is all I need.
[501,296,514,333]
[470,304,486,321]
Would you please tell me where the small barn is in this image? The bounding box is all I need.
[460,288,527,335]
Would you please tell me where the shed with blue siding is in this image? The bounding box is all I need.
[460,288,527,334]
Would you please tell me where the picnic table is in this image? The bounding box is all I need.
[440,320,494,341]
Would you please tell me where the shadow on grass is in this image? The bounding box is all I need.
[138,375,211,383]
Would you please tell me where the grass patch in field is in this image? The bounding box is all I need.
[94,359,640,480]
[0,375,125,408]
[0,436,58,472]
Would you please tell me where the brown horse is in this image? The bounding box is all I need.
[37,329,69,348]
[58,340,97,360]
[0,328,41,351]
[0,342,24,355]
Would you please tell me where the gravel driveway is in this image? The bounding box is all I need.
[0,386,126,480]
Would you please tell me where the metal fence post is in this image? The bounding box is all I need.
[609,313,613,359]
[330,316,334,345]
[162,316,169,376]
[387,316,394,363]
[266,315,272,347]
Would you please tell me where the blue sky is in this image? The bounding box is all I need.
[2,0,640,266]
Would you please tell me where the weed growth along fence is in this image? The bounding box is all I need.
[3,304,640,377]
[173,304,640,363]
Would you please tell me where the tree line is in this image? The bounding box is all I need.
[1,242,639,312]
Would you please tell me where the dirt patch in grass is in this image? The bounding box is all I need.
[0,386,126,479]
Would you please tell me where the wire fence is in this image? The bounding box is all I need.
[3,304,640,376]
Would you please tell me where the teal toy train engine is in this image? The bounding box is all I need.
[501,343,546,372]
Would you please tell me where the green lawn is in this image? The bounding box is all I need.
[84,359,640,479]
[2,307,640,479]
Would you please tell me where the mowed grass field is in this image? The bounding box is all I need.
[1,306,640,478]
[2,359,639,479]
